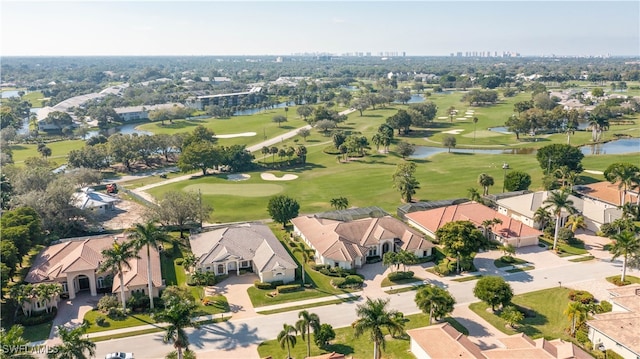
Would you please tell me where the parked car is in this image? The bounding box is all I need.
[105,353,134,359]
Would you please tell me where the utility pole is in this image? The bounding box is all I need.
[198,188,203,229]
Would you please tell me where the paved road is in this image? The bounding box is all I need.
[93,251,624,359]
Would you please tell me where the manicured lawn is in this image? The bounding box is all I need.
[84,310,157,333]
[257,312,467,359]
[21,322,52,342]
[145,101,639,223]
[380,276,423,287]
[506,265,535,273]
[22,91,45,107]
[385,284,425,294]
[257,296,361,315]
[494,256,528,268]
[451,274,483,282]
[539,237,589,256]
[606,275,640,285]
[470,287,574,339]
[10,140,86,165]
[569,255,595,262]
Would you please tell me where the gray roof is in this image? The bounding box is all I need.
[315,206,389,222]
[190,223,297,272]
[72,188,120,209]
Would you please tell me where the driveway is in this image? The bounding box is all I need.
[211,274,258,319]
[47,292,99,344]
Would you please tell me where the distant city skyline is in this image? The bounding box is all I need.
[1,1,638,57]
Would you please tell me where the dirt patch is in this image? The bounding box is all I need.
[97,199,148,230]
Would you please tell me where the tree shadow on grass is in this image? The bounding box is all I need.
[324,343,354,355]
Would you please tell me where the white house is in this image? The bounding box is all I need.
[72,187,120,215]
[497,190,623,233]
[189,223,297,284]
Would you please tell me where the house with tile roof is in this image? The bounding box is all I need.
[587,284,640,359]
[291,210,434,270]
[574,181,638,208]
[497,190,623,233]
[407,322,591,359]
[189,223,297,284]
[25,234,162,300]
[406,201,542,248]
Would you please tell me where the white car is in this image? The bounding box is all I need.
[105,353,134,359]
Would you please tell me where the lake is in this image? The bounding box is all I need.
[411,137,640,159]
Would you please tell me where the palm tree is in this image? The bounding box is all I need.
[609,231,640,282]
[277,324,297,359]
[330,196,349,210]
[543,190,576,251]
[565,215,587,234]
[352,297,405,359]
[605,163,640,206]
[100,239,140,311]
[501,306,524,328]
[155,300,199,359]
[47,323,95,359]
[296,310,320,358]
[473,117,479,143]
[414,284,456,325]
[481,218,502,240]
[292,242,314,286]
[126,222,170,310]
[261,146,270,164]
[467,187,481,202]
[0,325,36,359]
[564,301,587,337]
[478,173,494,196]
[182,253,197,275]
[534,207,552,230]
[447,106,456,122]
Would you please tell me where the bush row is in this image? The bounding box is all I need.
[568,290,595,304]
[331,275,364,289]
[387,271,415,282]
[276,284,302,293]
[254,280,285,290]
[15,308,57,326]
[312,264,356,278]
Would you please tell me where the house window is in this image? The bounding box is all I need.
[217,264,224,274]
[423,250,428,257]
[275,272,283,276]
[206,267,211,271]
[368,247,377,256]
[62,282,68,293]
[97,277,104,288]
[241,261,249,268]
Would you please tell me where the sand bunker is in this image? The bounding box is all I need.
[442,129,464,135]
[465,111,475,115]
[456,118,467,121]
[227,173,251,181]
[465,115,473,118]
[214,132,257,139]
[261,173,299,181]
[584,170,604,175]
[437,116,449,120]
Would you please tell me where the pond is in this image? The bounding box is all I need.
[488,122,590,135]
[1,90,21,98]
[85,123,153,138]
[394,94,424,104]
[234,102,289,116]
[411,137,639,159]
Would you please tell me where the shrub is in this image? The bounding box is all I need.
[175,258,184,266]
[611,277,631,286]
[15,308,57,326]
[107,307,126,319]
[576,329,589,344]
[568,290,595,304]
[276,284,302,293]
[270,280,284,287]
[312,264,329,271]
[97,295,120,312]
[388,271,415,282]
[95,315,107,326]
[314,323,336,348]
[597,301,613,313]
[330,278,345,288]
[254,281,272,290]
[366,256,382,264]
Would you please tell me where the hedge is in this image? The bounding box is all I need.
[254,280,272,290]
[16,308,57,326]
[388,271,414,282]
[276,284,302,293]
[568,290,595,304]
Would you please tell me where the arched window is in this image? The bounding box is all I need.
[217,264,224,274]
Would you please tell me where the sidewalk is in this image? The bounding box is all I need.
[83,312,234,339]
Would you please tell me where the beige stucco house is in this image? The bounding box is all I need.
[25,234,163,300]
[587,285,640,359]
[291,209,434,270]
[189,223,297,284]
[408,322,591,359]
[406,201,542,248]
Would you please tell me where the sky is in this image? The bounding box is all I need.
[1,1,638,57]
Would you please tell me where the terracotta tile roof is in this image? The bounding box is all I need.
[575,181,637,206]
[26,234,162,293]
[291,213,433,263]
[406,323,484,359]
[406,201,541,239]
